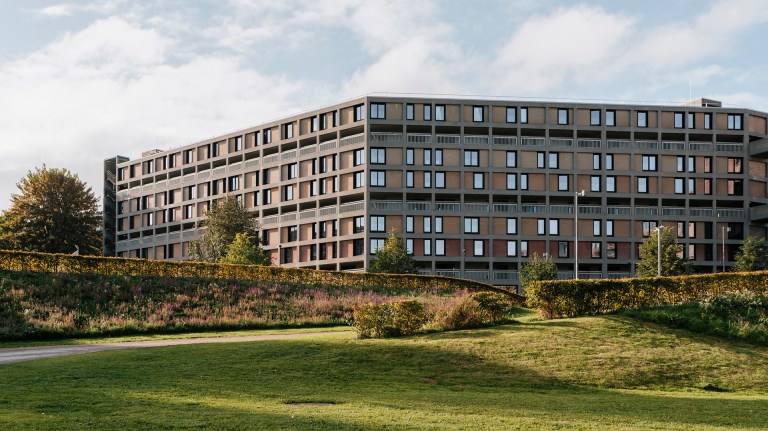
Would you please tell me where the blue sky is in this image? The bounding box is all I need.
[0,0,767,210]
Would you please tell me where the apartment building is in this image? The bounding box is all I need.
[103,95,768,290]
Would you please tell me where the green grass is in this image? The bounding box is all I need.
[1,314,767,430]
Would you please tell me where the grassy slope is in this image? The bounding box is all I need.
[1,314,767,430]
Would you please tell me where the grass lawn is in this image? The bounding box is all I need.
[1,313,767,430]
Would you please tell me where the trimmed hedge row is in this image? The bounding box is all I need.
[526,271,768,319]
[0,250,524,303]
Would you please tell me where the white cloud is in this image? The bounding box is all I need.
[36,4,74,17]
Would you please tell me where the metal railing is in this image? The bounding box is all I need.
[370,132,402,143]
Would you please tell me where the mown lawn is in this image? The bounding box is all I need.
[1,314,767,430]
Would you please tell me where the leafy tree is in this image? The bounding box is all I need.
[220,232,272,266]
[636,226,692,277]
[519,253,557,290]
[0,166,101,254]
[189,196,266,263]
[369,230,418,274]
[733,236,768,272]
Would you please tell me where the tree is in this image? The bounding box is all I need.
[733,236,768,272]
[519,253,557,290]
[636,226,693,277]
[189,196,267,263]
[369,230,418,274]
[220,232,272,266]
[0,166,101,255]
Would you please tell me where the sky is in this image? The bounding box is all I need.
[1,0,768,211]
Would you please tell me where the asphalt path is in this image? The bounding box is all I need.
[0,331,341,365]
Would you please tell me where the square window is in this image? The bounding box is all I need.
[642,155,657,171]
[370,148,386,164]
[464,150,480,166]
[370,239,385,255]
[727,158,743,173]
[370,216,385,233]
[727,114,743,130]
[464,217,479,234]
[370,103,386,119]
[370,170,386,187]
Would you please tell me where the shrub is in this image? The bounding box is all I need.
[427,296,485,331]
[353,300,428,339]
[471,292,512,323]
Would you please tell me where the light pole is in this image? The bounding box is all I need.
[722,225,731,272]
[652,226,663,277]
[574,190,585,279]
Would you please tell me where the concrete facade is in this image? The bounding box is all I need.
[104,96,768,290]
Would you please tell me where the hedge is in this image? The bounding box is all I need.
[526,271,768,319]
[0,250,525,304]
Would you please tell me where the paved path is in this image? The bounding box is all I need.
[0,331,342,365]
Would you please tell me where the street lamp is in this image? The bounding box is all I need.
[574,190,585,279]
[652,226,663,277]
[722,225,731,272]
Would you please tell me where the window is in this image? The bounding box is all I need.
[263,189,272,204]
[727,113,743,130]
[473,240,484,257]
[287,163,298,179]
[506,107,516,123]
[704,113,712,130]
[688,156,695,173]
[310,117,318,133]
[688,221,697,239]
[435,149,443,166]
[704,178,712,195]
[353,171,364,188]
[506,151,517,168]
[183,149,193,164]
[591,242,602,258]
[406,148,415,165]
[406,216,414,233]
[287,226,298,242]
[676,156,685,173]
[520,241,529,257]
[435,239,445,256]
[537,219,545,235]
[353,149,364,166]
[606,176,616,192]
[435,216,443,233]
[674,112,684,128]
[606,220,614,237]
[423,104,432,121]
[370,103,385,119]
[423,216,432,233]
[464,150,480,166]
[506,174,517,190]
[606,242,617,259]
[473,173,484,189]
[424,239,432,256]
[370,148,385,164]
[423,171,431,188]
[464,217,479,234]
[507,241,517,257]
[353,239,364,256]
[263,128,272,144]
[641,155,657,171]
[637,111,648,127]
[435,105,446,121]
[537,152,545,168]
[674,178,684,194]
[593,154,601,170]
[406,171,414,188]
[606,110,616,126]
[228,176,240,191]
[558,175,569,191]
[549,152,559,169]
[704,157,712,173]
[550,219,560,235]
[590,110,600,126]
[423,149,432,165]
[520,107,528,124]
[590,176,601,192]
[473,106,484,122]
[557,108,568,125]
[593,220,601,236]
[370,239,385,255]
[728,179,743,195]
[507,218,517,235]
[319,113,328,130]
[642,221,658,237]
[354,104,365,121]
[283,184,294,201]
[406,104,414,120]
[637,177,648,193]
[688,178,696,194]
[283,123,294,139]
[727,158,743,173]
[371,216,387,232]
[435,172,446,188]
[353,216,365,234]
[183,204,193,219]
[370,170,386,187]
[520,174,528,190]
[558,241,568,258]
[687,112,695,129]
[606,154,614,170]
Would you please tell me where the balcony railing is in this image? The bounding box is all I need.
[370,132,402,143]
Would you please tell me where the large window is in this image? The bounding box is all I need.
[370,103,386,119]
[728,179,743,195]
[727,113,743,130]
[464,150,480,166]
[370,170,386,187]
[370,239,385,254]
[353,216,364,234]
[435,172,446,188]
[642,221,658,237]
[727,158,743,173]
[353,171,364,188]
[354,104,365,121]
[641,155,657,171]
[370,148,386,164]
[464,217,480,234]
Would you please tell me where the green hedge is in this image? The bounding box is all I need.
[526,271,768,319]
[0,250,524,303]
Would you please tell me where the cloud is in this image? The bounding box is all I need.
[36,4,74,17]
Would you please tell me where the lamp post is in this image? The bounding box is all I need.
[574,190,585,279]
[722,225,731,272]
[652,226,663,277]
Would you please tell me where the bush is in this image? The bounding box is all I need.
[427,296,485,331]
[471,292,512,323]
[526,271,768,319]
[353,300,427,339]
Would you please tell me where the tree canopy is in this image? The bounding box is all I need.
[636,225,693,277]
[368,230,418,274]
[220,232,272,266]
[733,236,768,272]
[189,196,267,263]
[519,253,557,290]
[0,166,101,255]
